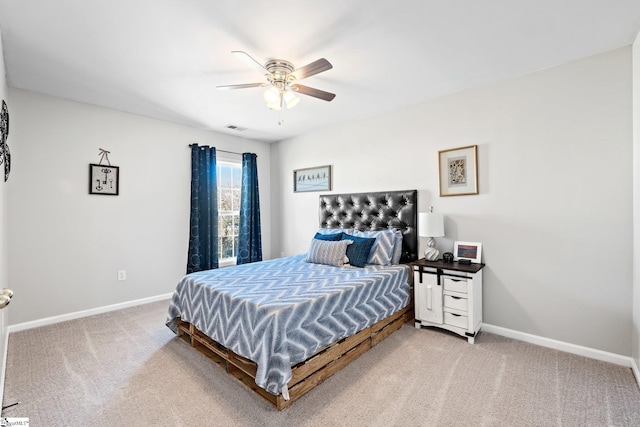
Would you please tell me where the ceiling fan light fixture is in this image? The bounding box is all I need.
[283,89,300,109]
[263,86,280,103]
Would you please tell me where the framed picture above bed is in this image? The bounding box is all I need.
[438,145,478,196]
[294,165,331,193]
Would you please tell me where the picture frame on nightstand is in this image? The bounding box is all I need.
[453,241,482,263]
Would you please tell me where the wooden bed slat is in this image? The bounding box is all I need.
[289,324,371,385]
[175,303,412,410]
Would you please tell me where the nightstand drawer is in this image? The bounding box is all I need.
[444,294,467,312]
[443,277,467,293]
[444,311,468,329]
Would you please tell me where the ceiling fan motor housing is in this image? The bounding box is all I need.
[265,59,296,88]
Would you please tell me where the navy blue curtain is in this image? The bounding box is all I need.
[187,144,218,273]
[237,153,262,264]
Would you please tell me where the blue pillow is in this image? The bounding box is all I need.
[341,234,376,268]
[314,232,343,241]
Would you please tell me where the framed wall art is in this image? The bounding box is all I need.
[438,145,478,196]
[0,100,10,182]
[89,164,119,195]
[294,165,331,193]
[453,241,482,263]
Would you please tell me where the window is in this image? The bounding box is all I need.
[217,160,241,265]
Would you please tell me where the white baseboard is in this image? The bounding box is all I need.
[482,323,633,368]
[632,357,640,386]
[8,293,173,333]
[0,310,8,415]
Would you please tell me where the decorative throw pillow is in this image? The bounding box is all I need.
[305,239,351,267]
[353,229,397,266]
[391,229,404,264]
[316,228,354,236]
[314,232,343,241]
[341,234,376,268]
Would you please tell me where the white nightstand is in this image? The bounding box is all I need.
[412,258,484,344]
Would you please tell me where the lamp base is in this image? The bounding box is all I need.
[424,237,440,261]
[424,247,440,261]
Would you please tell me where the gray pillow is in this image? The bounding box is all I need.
[305,239,351,267]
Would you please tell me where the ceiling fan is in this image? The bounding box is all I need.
[217,51,335,110]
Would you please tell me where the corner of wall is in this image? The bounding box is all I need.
[0,22,9,413]
[632,29,640,377]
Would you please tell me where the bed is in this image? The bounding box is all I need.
[166,189,418,410]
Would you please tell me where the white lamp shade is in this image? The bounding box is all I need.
[263,86,282,110]
[283,89,300,109]
[419,212,444,237]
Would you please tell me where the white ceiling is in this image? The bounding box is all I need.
[1,1,639,143]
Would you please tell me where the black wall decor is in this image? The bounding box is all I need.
[89,148,119,195]
[89,164,119,195]
[0,100,10,182]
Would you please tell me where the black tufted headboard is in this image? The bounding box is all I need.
[318,190,418,263]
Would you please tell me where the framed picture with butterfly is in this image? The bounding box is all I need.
[0,100,10,182]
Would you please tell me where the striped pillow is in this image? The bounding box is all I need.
[305,239,351,267]
[353,229,397,266]
[391,230,403,264]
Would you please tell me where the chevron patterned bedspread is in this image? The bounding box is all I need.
[166,254,410,396]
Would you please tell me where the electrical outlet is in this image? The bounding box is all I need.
[281,251,285,258]
[117,270,126,281]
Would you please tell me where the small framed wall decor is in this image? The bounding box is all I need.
[89,164,119,195]
[294,165,332,193]
[0,100,10,182]
[438,145,478,196]
[453,241,482,263]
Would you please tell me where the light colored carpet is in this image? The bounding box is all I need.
[2,300,640,426]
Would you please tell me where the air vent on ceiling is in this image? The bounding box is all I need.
[224,124,247,132]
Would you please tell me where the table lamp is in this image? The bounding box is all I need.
[419,207,445,261]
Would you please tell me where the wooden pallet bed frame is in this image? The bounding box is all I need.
[173,189,418,410]
[176,302,413,410]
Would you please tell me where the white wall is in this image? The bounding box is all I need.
[7,89,271,325]
[0,26,10,408]
[272,48,633,356]
[0,21,8,299]
[633,32,640,369]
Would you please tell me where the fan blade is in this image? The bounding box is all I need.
[216,83,267,90]
[231,51,268,74]
[290,58,332,81]
[291,84,336,102]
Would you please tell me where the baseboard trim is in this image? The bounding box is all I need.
[482,323,632,367]
[631,357,640,387]
[8,293,173,333]
[0,312,8,415]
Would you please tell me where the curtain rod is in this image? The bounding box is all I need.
[188,144,242,156]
